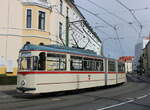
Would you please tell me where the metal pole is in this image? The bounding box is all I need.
[66,16,69,47]
[5,0,10,69]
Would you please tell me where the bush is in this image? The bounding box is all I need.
[0,75,17,85]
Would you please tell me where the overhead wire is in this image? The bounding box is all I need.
[87,0,138,34]
[76,4,125,55]
[76,5,114,28]
[131,7,150,12]
[116,0,143,43]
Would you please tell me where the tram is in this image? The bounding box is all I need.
[17,44,126,93]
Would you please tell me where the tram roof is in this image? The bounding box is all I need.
[21,44,105,58]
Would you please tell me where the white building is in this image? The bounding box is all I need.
[119,56,134,73]
[0,0,102,75]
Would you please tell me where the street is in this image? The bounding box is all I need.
[0,74,150,110]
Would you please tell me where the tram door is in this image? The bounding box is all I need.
[116,61,118,84]
[105,58,108,86]
[70,56,82,89]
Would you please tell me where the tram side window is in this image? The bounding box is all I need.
[91,60,96,71]
[83,58,95,71]
[33,56,38,70]
[96,60,104,71]
[38,52,46,70]
[47,53,66,71]
[118,63,125,72]
[83,59,104,71]
[83,59,91,71]
[108,61,116,72]
[71,56,83,70]
[70,56,104,71]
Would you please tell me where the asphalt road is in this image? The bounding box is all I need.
[0,74,150,110]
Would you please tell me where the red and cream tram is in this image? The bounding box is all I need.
[17,44,126,93]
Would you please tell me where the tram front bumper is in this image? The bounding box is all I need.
[16,87,36,93]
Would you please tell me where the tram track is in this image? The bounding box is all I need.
[1,75,150,110]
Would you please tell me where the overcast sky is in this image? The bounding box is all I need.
[74,0,150,58]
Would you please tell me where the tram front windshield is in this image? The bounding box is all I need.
[19,52,46,71]
[19,56,39,71]
[19,57,32,70]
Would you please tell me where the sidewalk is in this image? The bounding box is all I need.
[138,75,150,83]
[0,85,16,91]
[130,73,150,83]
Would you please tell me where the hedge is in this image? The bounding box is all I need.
[0,75,17,85]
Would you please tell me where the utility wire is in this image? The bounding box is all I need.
[132,7,150,11]
[88,0,128,23]
[116,0,143,43]
[94,28,116,39]
[76,4,125,55]
[87,0,138,34]
[114,26,124,54]
[76,5,114,28]
[70,21,101,46]
[116,0,142,27]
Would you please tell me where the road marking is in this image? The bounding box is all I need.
[97,100,134,110]
[97,94,149,110]
[0,95,12,99]
[50,98,62,101]
[136,95,148,99]
[126,98,134,100]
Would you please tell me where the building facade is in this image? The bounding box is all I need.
[119,56,134,73]
[133,37,150,71]
[0,0,102,76]
[141,41,150,76]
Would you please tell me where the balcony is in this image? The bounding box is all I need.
[21,0,51,9]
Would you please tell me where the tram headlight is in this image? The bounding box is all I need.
[21,80,26,86]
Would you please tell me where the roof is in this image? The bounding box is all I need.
[21,44,104,58]
[144,37,150,40]
[119,56,134,62]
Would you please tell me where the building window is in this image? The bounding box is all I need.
[60,0,63,14]
[59,22,63,38]
[38,11,45,30]
[26,9,32,28]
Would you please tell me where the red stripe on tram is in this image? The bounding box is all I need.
[108,72,125,74]
[18,71,106,75]
[18,71,126,75]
